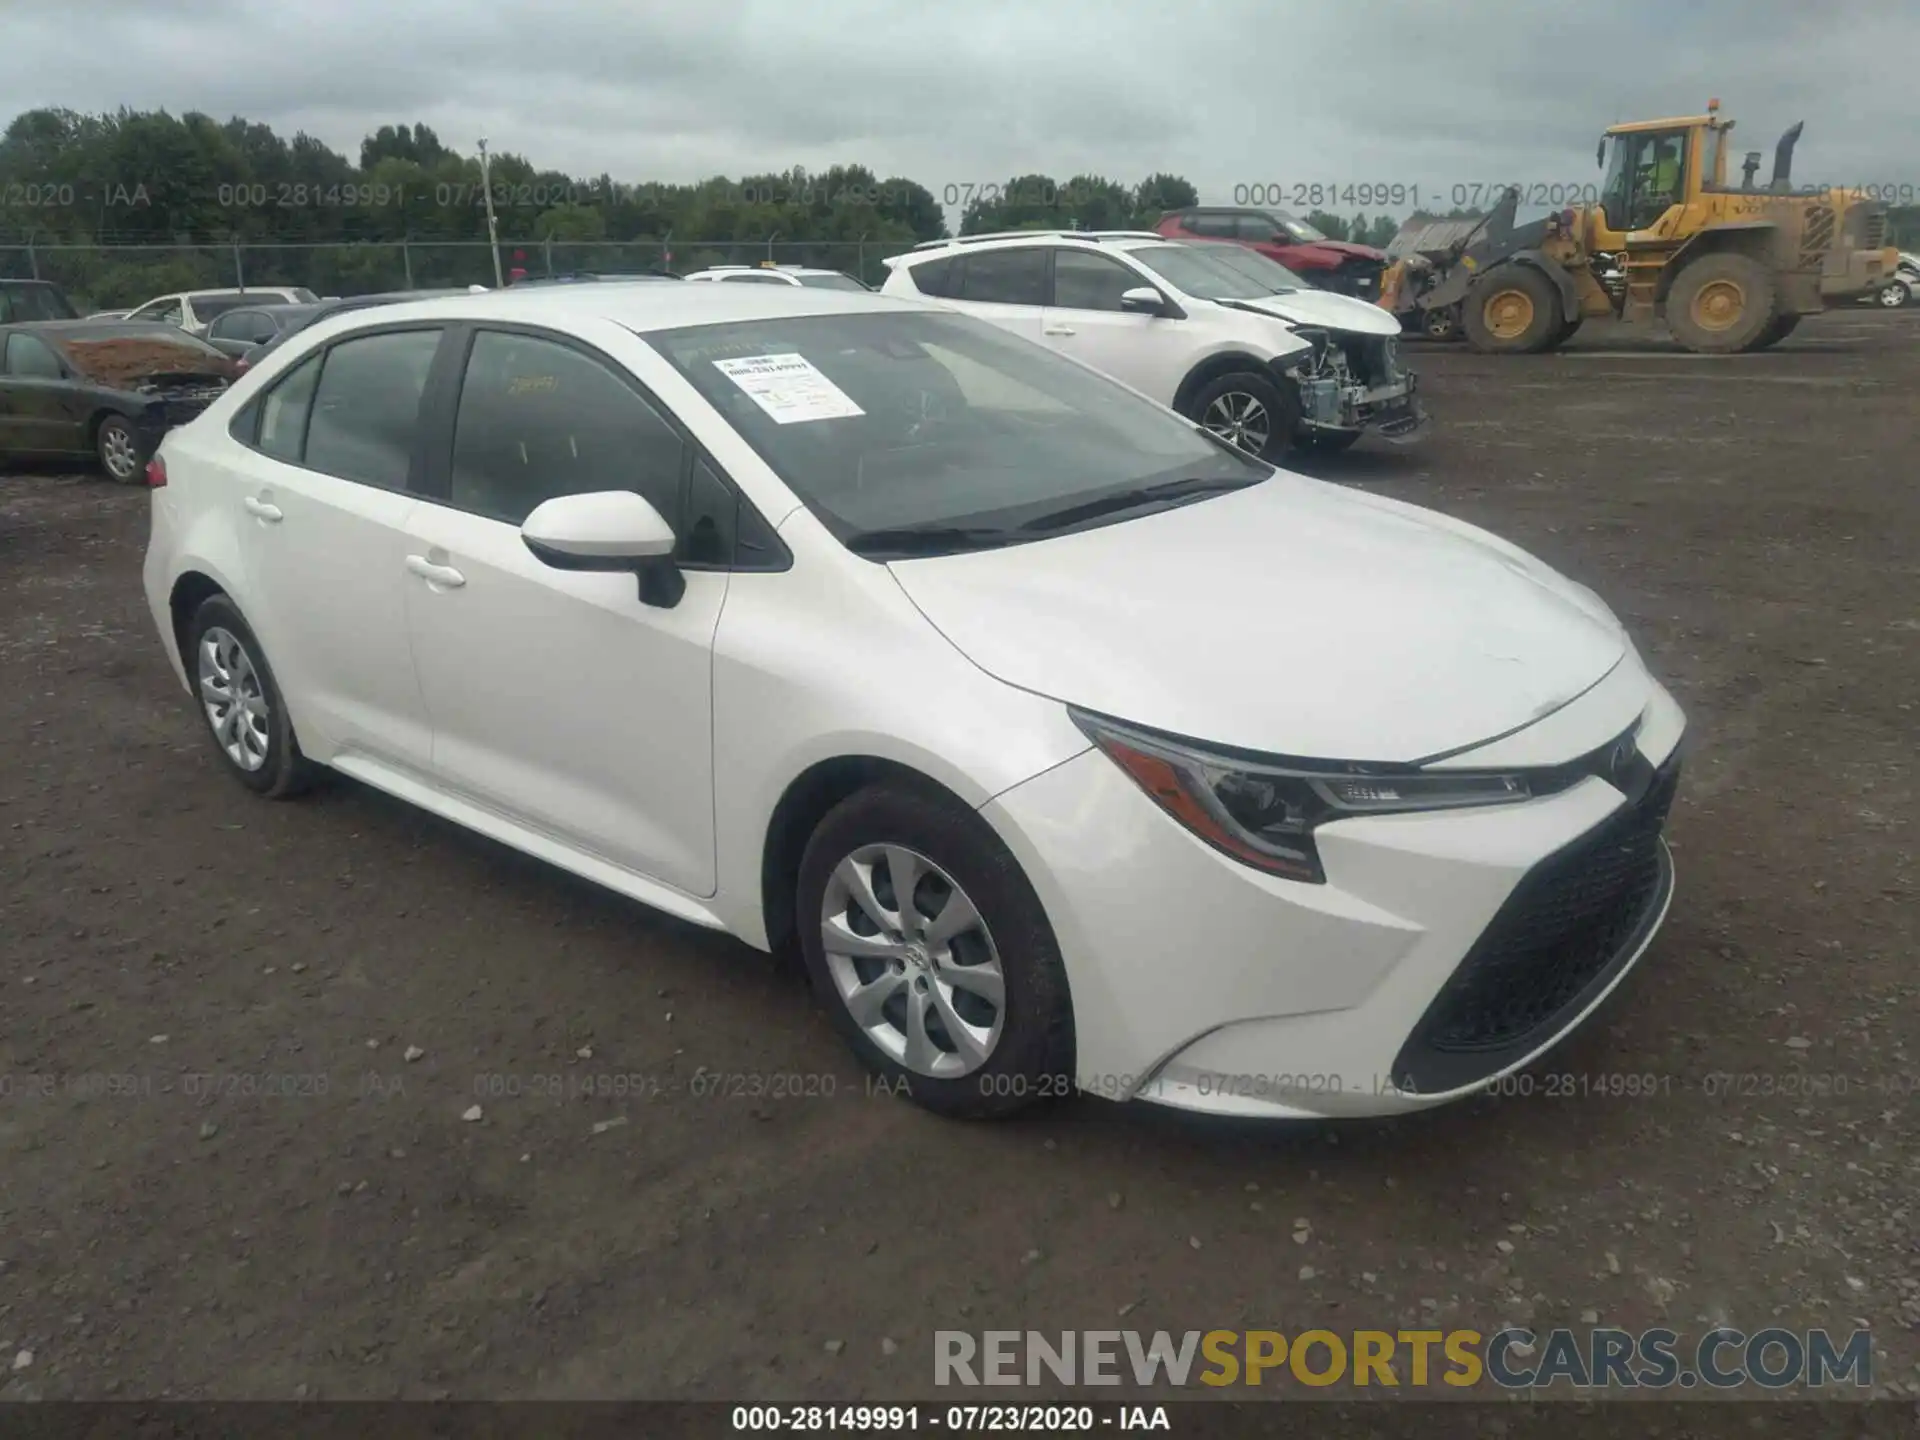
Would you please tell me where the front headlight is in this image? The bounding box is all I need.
[1072,710,1531,884]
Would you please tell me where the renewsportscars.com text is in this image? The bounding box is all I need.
[934,1327,1872,1390]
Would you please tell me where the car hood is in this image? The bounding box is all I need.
[1219,289,1401,336]
[1283,240,1388,264]
[887,475,1627,763]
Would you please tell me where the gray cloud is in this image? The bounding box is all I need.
[4,0,1914,213]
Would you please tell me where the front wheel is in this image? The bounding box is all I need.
[1183,370,1301,461]
[796,782,1074,1118]
[1878,280,1911,308]
[1463,264,1562,353]
[1751,313,1802,349]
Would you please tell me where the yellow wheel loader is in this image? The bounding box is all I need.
[1378,101,1902,354]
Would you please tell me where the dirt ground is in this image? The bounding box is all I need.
[1,309,1916,1405]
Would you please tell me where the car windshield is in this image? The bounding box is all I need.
[1123,243,1292,301]
[646,309,1264,553]
[796,273,869,292]
[1274,213,1328,242]
[1185,243,1308,292]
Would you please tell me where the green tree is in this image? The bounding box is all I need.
[1303,210,1349,240]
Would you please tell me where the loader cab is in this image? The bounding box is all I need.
[1597,123,1699,234]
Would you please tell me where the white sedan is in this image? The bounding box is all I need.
[142,283,1686,1120]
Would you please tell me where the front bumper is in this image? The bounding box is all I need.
[1299,369,1427,441]
[981,659,1686,1119]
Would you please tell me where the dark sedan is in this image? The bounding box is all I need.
[0,321,237,481]
[208,288,477,370]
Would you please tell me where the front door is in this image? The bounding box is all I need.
[1040,248,1184,404]
[401,327,725,897]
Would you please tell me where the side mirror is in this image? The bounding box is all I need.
[1119,286,1167,316]
[521,490,685,608]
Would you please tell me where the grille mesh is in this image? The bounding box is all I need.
[1393,759,1679,1091]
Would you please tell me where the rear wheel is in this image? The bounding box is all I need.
[184,595,319,799]
[796,782,1074,1119]
[1877,279,1911,308]
[1463,264,1562,353]
[95,415,145,483]
[1666,252,1778,353]
[1182,369,1301,461]
[1751,313,1802,349]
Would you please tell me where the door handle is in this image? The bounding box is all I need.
[405,554,467,589]
[243,496,283,522]
[1043,325,1077,336]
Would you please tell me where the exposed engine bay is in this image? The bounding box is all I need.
[1287,329,1423,438]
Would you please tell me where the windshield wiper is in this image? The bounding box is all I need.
[845,524,1021,559]
[1018,475,1258,533]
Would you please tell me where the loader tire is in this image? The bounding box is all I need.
[1667,252,1778,353]
[1751,313,1801,349]
[1540,316,1584,352]
[1464,264,1561,354]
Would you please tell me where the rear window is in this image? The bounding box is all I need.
[0,283,79,323]
[193,293,300,320]
[797,273,870,292]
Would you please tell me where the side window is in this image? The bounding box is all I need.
[722,273,787,284]
[303,329,441,488]
[956,247,1048,305]
[449,330,685,527]
[133,298,184,326]
[256,352,323,461]
[1234,215,1282,240]
[4,334,65,378]
[678,455,737,567]
[905,256,954,296]
[1051,250,1143,311]
[1184,213,1236,238]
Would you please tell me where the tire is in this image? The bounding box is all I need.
[1666,252,1778,353]
[1420,305,1461,341]
[1182,369,1301,461]
[184,594,318,799]
[95,414,146,483]
[1751,313,1802,349]
[1877,280,1910,309]
[1540,316,1583,351]
[1463,264,1562,353]
[1295,429,1361,455]
[796,781,1074,1119]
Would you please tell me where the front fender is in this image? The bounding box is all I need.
[1511,250,1582,322]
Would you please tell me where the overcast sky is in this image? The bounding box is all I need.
[3,0,1914,216]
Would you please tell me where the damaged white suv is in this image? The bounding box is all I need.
[881,231,1424,457]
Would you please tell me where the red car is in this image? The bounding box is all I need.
[1155,208,1387,299]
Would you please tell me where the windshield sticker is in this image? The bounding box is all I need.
[713,352,865,424]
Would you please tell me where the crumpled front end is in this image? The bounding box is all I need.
[1287,330,1427,442]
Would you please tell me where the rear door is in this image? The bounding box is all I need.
[226,326,445,773]
[940,246,1050,345]
[399,324,726,895]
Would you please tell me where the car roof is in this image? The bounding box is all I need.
[890,231,1164,265]
[278,281,924,341]
[0,278,65,289]
[690,264,846,277]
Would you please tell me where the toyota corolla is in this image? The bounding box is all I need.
[142,283,1685,1119]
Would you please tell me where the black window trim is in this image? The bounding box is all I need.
[226,319,448,492]
[413,319,791,574]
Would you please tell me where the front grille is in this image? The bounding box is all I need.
[1391,756,1680,1095]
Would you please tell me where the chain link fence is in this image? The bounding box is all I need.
[0,238,906,310]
